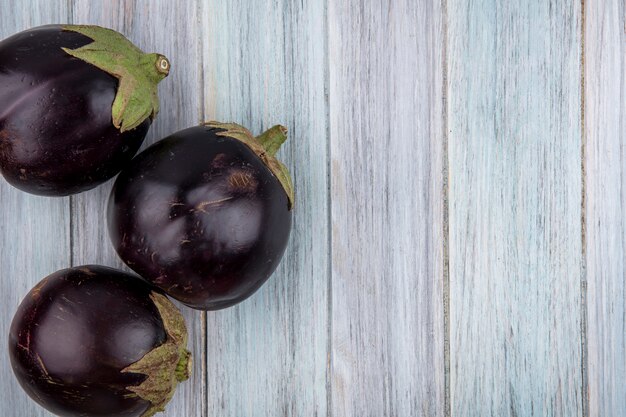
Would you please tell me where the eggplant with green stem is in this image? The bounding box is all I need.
[0,24,169,195]
[108,122,294,310]
[9,265,191,417]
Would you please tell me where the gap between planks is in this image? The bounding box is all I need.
[196,0,209,415]
[441,0,451,415]
[579,0,589,416]
[323,0,334,414]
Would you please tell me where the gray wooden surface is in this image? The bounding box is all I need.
[585,0,626,416]
[329,1,445,416]
[447,1,584,415]
[0,1,624,417]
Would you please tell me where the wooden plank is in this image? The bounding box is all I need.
[585,1,626,415]
[328,1,446,416]
[201,0,329,415]
[0,1,71,416]
[69,1,206,416]
[447,1,584,416]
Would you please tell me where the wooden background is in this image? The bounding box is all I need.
[0,0,623,416]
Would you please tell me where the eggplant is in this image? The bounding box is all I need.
[0,25,169,195]
[108,122,294,310]
[9,265,191,417]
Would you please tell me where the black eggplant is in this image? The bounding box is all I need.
[108,122,294,310]
[0,25,169,195]
[9,265,191,417]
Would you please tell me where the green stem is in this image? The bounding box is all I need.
[256,125,288,156]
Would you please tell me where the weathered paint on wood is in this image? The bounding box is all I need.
[4,0,626,416]
[447,1,584,416]
[0,2,71,416]
[328,1,446,416]
[202,0,330,415]
[585,1,626,416]
[69,1,206,417]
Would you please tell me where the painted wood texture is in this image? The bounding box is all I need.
[2,0,626,416]
[202,1,329,415]
[0,2,71,416]
[585,1,626,416]
[447,1,584,416]
[328,1,446,416]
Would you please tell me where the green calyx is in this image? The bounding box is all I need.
[122,292,191,417]
[204,121,295,210]
[61,25,169,132]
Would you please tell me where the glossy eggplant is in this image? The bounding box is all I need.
[9,265,191,417]
[0,25,169,195]
[108,122,294,310]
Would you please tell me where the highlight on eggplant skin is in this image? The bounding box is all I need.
[0,25,168,196]
[9,265,191,417]
[107,122,293,311]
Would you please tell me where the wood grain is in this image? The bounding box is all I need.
[447,1,584,416]
[585,1,626,415]
[201,1,330,415]
[328,1,446,416]
[5,1,626,416]
[69,1,206,416]
[0,2,71,416]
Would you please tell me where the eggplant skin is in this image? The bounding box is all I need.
[0,25,149,196]
[9,266,166,417]
[108,125,293,310]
